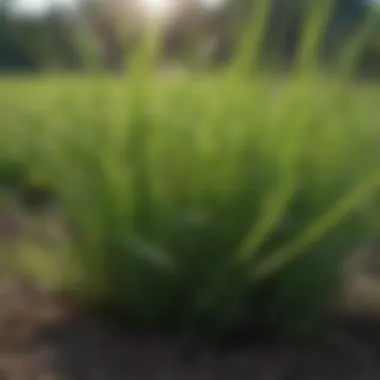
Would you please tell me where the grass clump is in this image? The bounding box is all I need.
[3,73,376,340]
[1,4,380,341]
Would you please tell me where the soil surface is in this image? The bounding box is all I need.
[1,201,380,380]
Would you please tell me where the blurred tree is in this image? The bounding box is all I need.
[0,0,85,71]
[162,0,208,66]
[201,0,379,71]
[0,0,38,69]
[0,0,378,74]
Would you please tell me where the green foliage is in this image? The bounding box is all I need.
[0,5,380,340]
[1,69,379,339]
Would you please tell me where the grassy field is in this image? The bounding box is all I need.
[0,68,380,340]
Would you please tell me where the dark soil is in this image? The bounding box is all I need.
[1,202,380,380]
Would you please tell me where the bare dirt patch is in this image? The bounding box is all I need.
[1,200,380,380]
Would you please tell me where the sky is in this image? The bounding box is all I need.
[12,0,78,15]
[11,0,224,16]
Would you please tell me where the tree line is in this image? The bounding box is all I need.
[0,0,379,75]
